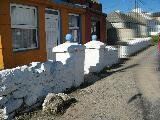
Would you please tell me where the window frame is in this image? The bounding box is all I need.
[91,18,100,40]
[10,3,39,52]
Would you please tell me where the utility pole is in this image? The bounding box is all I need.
[134,0,140,37]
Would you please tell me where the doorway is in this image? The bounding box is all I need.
[45,8,60,60]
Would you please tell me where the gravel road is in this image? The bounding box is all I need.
[16,46,160,120]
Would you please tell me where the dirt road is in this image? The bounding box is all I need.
[17,46,160,120]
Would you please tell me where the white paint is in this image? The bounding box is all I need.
[53,42,85,87]
[0,39,128,119]
[84,41,119,74]
[111,23,125,29]
[0,42,85,119]
[84,41,106,74]
[119,37,151,58]
[104,46,119,67]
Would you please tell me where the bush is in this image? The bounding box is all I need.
[151,35,159,45]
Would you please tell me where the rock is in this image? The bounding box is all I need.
[0,85,19,96]
[25,94,38,106]
[3,98,23,115]
[12,89,28,99]
[42,93,64,115]
[0,98,23,119]
[42,93,77,115]
[3,111,15,120]
[57,93,71,101]
[0,95,11,109]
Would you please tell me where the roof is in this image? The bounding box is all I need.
[152,12,160,17]
[107,11,148,25]
[107,12,138,23]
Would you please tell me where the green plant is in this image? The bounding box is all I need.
[151,35,159,45]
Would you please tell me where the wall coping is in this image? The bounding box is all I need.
[52,42,85,53]
[84,41,106,49]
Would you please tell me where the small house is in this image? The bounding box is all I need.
[107,11,148,45]
[0,0,107,69]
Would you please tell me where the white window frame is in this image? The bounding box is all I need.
[10,4,38,52]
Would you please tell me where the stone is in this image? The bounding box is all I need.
[57,93,71,101]
[3,111,15,120]
[25,94,38,106]
[0,95,11,109]
[3,98,23,115]
[12,89,28,99]
[0,85,19,96]
[0,38,84,117]
[42,93,76,115]
[42,93,64,115]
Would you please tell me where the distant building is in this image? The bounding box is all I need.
[151,12,160,35]
[107,11,147,45]
[107,9,160,45]
[152,12,160,21]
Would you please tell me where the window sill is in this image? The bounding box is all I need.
[13,47,39,52]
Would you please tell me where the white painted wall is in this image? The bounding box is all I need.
[84,41,106,74]
[104,46,119,67]
[0,40,123,119]
[0,42,85,119]
[119,37,151,58]
[84,41,119,74]
[53,42,85,87]
[139,25,147,36]
[117,29,136,41]
[111,23,125,28]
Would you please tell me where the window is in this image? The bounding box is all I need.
[91,20,100,40]
[68,13,81,43]
[11,4,38,51]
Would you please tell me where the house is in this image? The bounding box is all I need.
[0,0,107,69]
[107,11,139,44]
[129,9,160,36]
[150,12,160,35]
[107,10,148,45]
[152,12,160,21]
[128,12,148,37]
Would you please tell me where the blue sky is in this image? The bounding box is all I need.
[100,0,160,14]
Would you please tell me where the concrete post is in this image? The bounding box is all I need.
[52,34,85,87]
[84,35,106,74]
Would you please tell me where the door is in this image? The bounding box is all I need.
[45,9,60,60]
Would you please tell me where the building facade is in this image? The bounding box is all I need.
[107,11,148,45]
[0,0,106,69]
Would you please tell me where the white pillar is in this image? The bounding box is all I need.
[52,34,85,87]
[84,35,106,74]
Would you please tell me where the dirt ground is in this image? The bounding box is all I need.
[16,46,160,120]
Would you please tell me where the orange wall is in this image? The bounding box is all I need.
[0,35,4,69]
[85,10,107,43]
[0,0,85,69]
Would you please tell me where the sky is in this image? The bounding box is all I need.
[100,0,160,14]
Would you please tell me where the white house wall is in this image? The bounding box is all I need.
[111,23,125,28]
